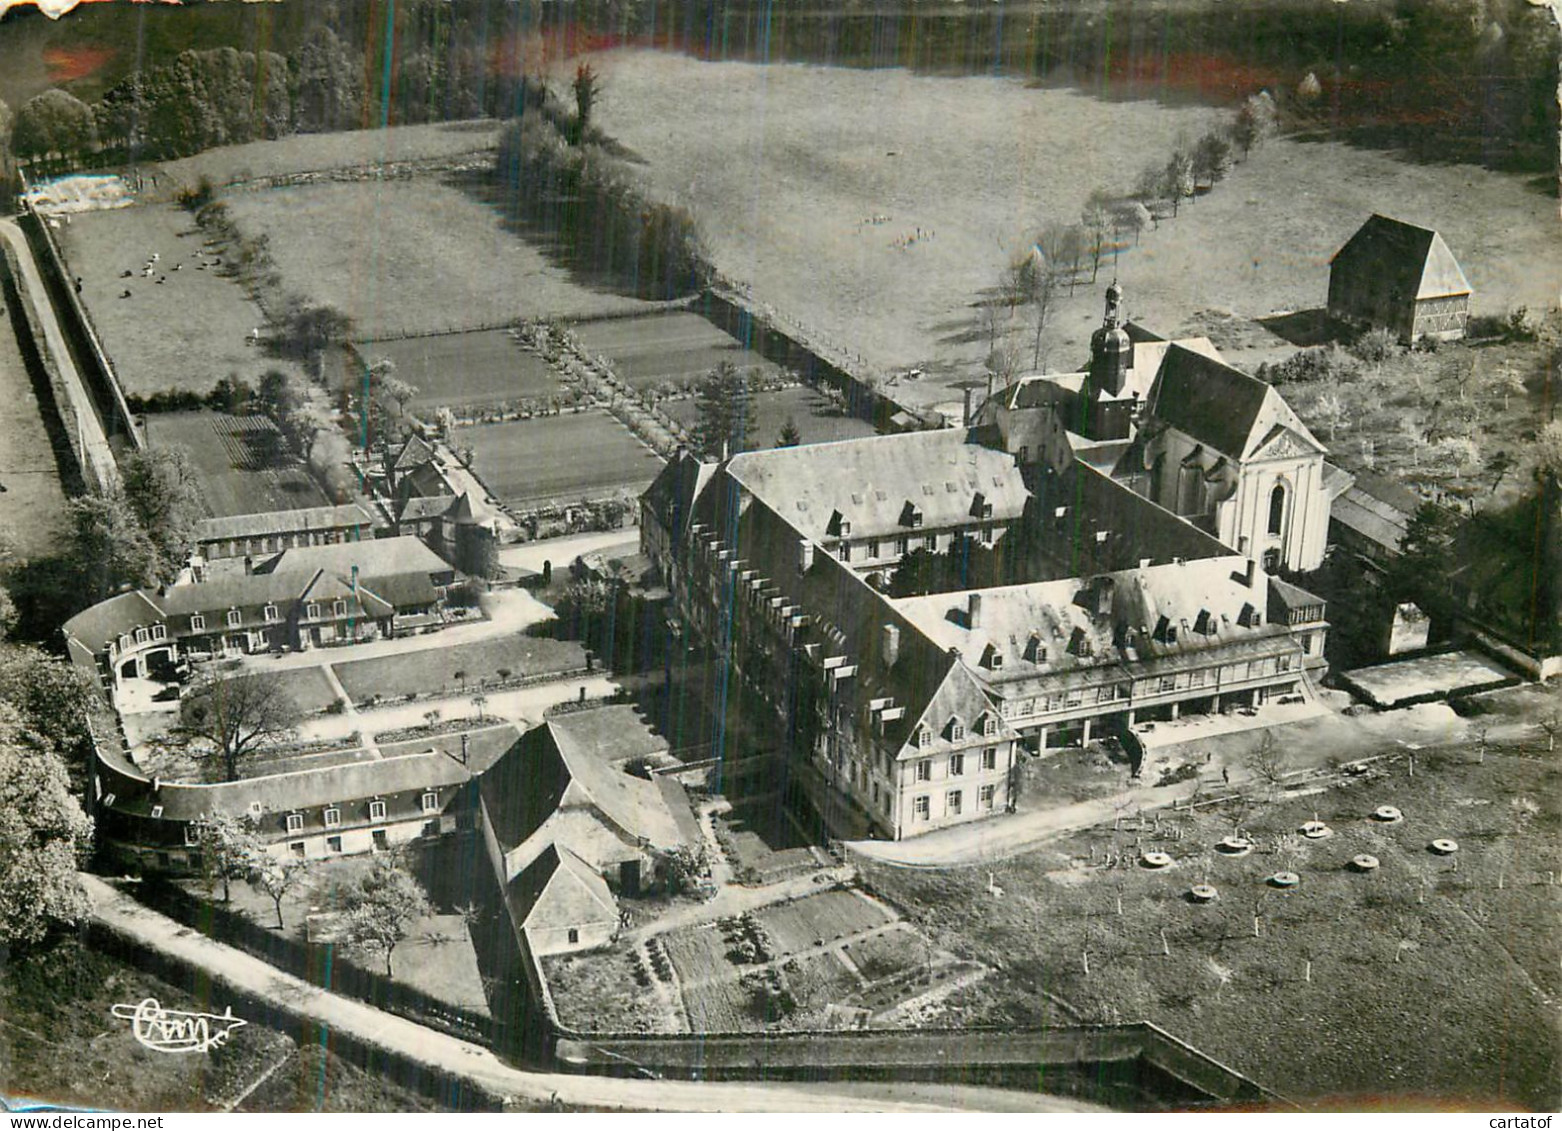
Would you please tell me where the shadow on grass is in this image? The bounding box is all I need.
[1257,308,1352,349]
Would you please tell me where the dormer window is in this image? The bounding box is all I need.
[264,604,279,623]
[134,627,148,645]
[333,599,348,617]
[1025,633,1047,664]
[151,623,166,641]
[368,799,387,821]
[421,791,439,813]
[226,609,242,628]
[982,714,998,737]
[306,602,320,619]
[949,718,965,742]
[839,520,851,536]
[901,501,924,529]
[916,724,932,748]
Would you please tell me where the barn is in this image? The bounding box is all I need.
[1327,215,1471,342]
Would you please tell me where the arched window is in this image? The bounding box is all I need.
[1268,483,1286,536]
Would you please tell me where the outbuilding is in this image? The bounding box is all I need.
[1328,214,1471,342]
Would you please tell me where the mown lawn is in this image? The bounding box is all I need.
[456,410,663,508]
[330,635,587,703]
[861,746,1562,1110]
[356,329,564,415]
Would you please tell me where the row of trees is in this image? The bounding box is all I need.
[197,817,433,978]
[992,91,1280,376]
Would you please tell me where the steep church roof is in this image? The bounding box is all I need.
[1144,346,1324,462]
[1330,214,1472,300]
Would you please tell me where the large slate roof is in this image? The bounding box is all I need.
[1330,214,1472,300]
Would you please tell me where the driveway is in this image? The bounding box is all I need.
[498,529,641,574]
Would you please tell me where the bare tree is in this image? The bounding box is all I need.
[1537,712,1560,754]
[1163,150,1194,216]
[1245,732,1289,799]
[181,671,302,781]
[1080,191,1114,282]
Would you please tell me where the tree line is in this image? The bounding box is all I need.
[991,91,1278,377]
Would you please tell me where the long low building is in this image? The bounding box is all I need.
[194,503,377,561]
[63,536,457,693]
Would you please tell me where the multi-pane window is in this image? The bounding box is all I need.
[916,759,931,782]
[327,836,343,853]
[324,808,341,828]
[306,603,320,619]
[982,715,998,736]
[285,813,304,834]
[866,540,880,558]
[946,790,962,815]
[368,800,387,821]
[981,747,997,770]
[333,599,348,617]
[264,604,280,623]
[950,721,965,741]
[949,753,964,776]
[913,795,930,821]
[151,623,166,641]
[226,609,242,628]
[980,784,997,809]
[134,627,148,645]
[187,613,204,632]
[838,541,851,562]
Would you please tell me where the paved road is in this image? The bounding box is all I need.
[81,874,1036,1112]
[0,216,119,491]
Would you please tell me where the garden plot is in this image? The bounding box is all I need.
[330,636,587,704]
[58,201,306,397]
[659,384,877,449]
[356,329,564,416]
[783,951,864,1016]
[571,311,779,392]
[754,889,897,954]
[224,180,656,340]
[457,411,663,509]
[844,925,926,985]
[679,976,759,1033]
[661,923,736,985]
[142,410,329,516]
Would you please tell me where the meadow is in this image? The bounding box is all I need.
[57,202,300,398]
[142,411,329,517]
[659,384,878,449]
[223,180,658,341]
[571,311,779,391]
[457,411,664,509]
[861,742,1562,1109]
[592,50,1562,414]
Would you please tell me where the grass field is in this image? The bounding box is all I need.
[592,50,1562,413]
[330,635,587,704]
[660,384,878,449]
[754,890,897,954]
[0,300,71,558]
[571,311,780,390]
[143,411,330,516]
[57,202,305,397]
[156,121,503,193]
[357,329,563,414]
[223,180,657,341]
[861,746,1562,1109]
[457,411,663,508]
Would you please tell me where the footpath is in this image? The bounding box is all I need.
[81,875,953,1113]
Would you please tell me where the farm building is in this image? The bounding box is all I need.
[505,843,620,957]
[644,289,1335,840]
[1327,215,1472,342]
[194,503,377,561]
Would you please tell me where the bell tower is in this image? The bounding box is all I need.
[1088,282,1132,397]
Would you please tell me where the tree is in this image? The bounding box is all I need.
[1389,501,1462,630]
[292,26,364,134]
[691,362,757,458]
[571,63,603,143]
[0,644,94,788]
[1311,390,1352,441]
[335,856,434,977]
[1231,91,1279,157]
[1245,732,1289,799]
[181,671,302,781]
[0,702,92,947]
[1537,712,1561,754]
[196,811,263,903]
[471,691,489,721]
[1192,131,1233,189]
[12,89,97,167]
[0,584,17,644]
[1113,200,1153,246]
[121,447,203,582]
[1079,192,1114,282]
[64,490,161,602]
[776,417,802,447]
[250,855,308,930]
[1163,149,1194,215]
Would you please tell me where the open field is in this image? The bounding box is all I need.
[58,201,304,398]
[571,311,779,390]
[330,635,588,704]
[0,298,72,558]
[861,746,1562,1109]
[592,50,1562,412]
[660,384,878,449]
[156,121,504,193]
[357,330,564,415]
[143,411,329,517]
[223,180,658,341]
[457,411,663,508]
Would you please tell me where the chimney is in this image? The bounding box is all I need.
[1243,559,1257,588]
[243,555,253,576]
[963,386,975,426]
[351,564,359,594]
[968,593,983,630]
[798,539,814,574]
[460,733,469,766]
[881,624,901,669]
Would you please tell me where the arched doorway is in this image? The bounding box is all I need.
[1268,482,1287,536]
